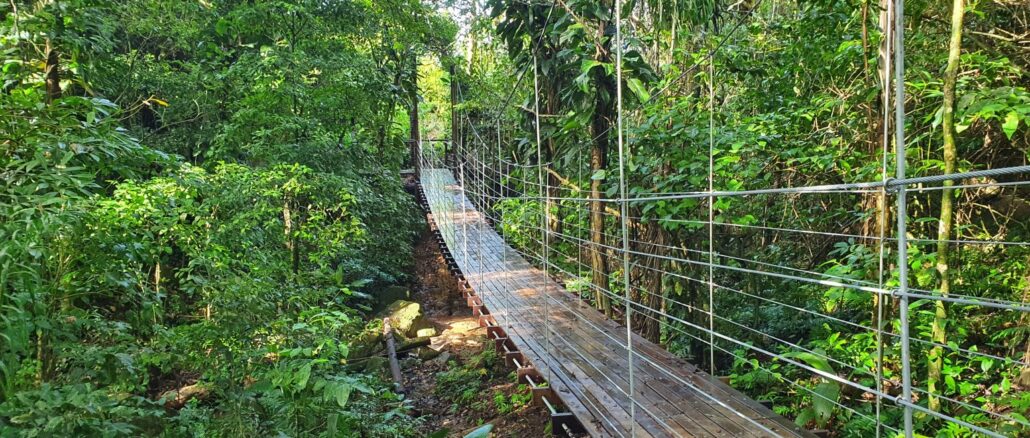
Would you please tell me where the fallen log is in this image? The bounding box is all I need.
[160,383,211,410]
[383,318,405,393]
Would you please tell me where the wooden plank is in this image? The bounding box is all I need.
[519,273,773,436]
[551,309,740,438]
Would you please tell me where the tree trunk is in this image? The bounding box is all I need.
[632,217,665,343]
[929,0,965,412]
[283,200,299,276]
[867,0,893,340]
[589,124,610,317]
[1018,265,1030,387]
[589,14,615,318]
[44,39,61,103]
[154,261,161,324]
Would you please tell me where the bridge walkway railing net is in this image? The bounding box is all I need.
[418,162,812,438]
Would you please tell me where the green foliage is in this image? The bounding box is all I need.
[435,349,502,411]
[0,384,166,436]
[493,384,533,415]
[1,0,451,435]
[436,362,487,408]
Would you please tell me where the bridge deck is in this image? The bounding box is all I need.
[421,168,812,438]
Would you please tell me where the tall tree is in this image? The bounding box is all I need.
[583,0,616,317]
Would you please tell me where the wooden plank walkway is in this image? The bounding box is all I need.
[421,168,813,438]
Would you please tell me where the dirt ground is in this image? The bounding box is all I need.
[405,228,552,438]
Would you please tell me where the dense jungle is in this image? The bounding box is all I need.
[2,0,1029,437]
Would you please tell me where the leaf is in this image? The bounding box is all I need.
[330,383,352,407]
[794,408,816,427]
[215,18,230,36]
[295,362,312,390]
[349,278,373,288]
[1003,111,1020,139]
[580,60,603,75]
[627,78,650,103]
[591,169,606,180]
[812,382,840,425]
[327,414,338,435]
[782,351,835,375]
[463,424,493,438]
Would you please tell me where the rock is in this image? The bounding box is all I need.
[400,357,420,369]
[375,300,423,335]
[416,347,441,361]
[431,351,451,365]
[408,319,437,338]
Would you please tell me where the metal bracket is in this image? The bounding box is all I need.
[552,412,586,437]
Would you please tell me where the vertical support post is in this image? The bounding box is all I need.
[893,0,913,435]
[461,159,468,271]
[449,64,458,168]
[530,4,553,383]
[497,118,507,328]
[577,146,584,296]
[409,57,421,179]
[707,40,717,376]
[613,0,637,434]
[478,129,485,312]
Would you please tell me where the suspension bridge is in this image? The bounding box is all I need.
[403,0,1030,436]
[413,142,1030,438]
[415,163,813,438]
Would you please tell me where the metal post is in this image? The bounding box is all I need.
[893,0,913,435]
[479,134,485,314]
[707,39,717,376]
[497,118,507,328]
[461,158,468,270]
[614,0,637,434]
[530,3,553,383]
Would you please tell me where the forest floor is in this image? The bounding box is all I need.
[405,227,551,437]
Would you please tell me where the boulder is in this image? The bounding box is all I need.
[374,300,423,336]
[416,347,441,361]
